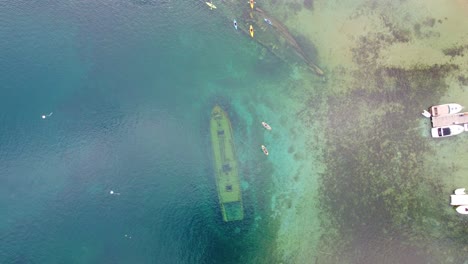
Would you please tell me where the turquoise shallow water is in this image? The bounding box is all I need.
[0,1,291,263]
[5,1,468,263]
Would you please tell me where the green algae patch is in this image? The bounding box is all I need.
[266,0,468,262]
[316,23,468,264]
[317,65,468,263]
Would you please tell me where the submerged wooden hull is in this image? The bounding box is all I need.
[210,105,244,222]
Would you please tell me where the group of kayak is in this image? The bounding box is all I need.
[261,121,271,156]
[206,0,272,39]
[232,21,254,38]
[205,0,255,10]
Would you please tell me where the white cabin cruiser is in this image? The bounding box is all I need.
[431,125,465,138]
[430,103,463,117]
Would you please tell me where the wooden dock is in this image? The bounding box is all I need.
[431,112,468,127]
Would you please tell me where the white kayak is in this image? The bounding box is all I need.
[261,121,272,130]
[261,145,269,156]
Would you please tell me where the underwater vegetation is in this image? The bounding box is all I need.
[317,64,468,263]
[303,0,314,11]
[442,44,468,58]
[311,10,468,263]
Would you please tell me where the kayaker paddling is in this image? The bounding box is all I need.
[41,112,53,119]
[261,145,269,156]
[248,0,256,9]
[206,1,216,9]
[261,121,272,130]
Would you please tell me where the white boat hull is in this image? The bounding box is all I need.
[456,205,468,215]
[430,103,463,117]
[431,125,465,138]
[450,194,468,206]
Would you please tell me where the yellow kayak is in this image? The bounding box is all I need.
[249,0,255,9]
[249,25,254,38]
[206,2,217,9]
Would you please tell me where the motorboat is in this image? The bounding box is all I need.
[431,125,465,138]
[450,188,468,215]
[450,193,468,206]
[456,205,468,215]
[429,103,463,117]
[451,188,467,206]
[261,145,269,156]
[454,188,466,195]
[261,121,271,130]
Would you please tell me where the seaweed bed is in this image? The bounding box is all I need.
[309,16,468,263]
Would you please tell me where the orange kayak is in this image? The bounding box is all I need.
[249,25,254,38]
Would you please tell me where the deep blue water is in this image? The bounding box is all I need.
[0,1,287,263]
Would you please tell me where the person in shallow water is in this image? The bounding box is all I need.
[264,18,272,25]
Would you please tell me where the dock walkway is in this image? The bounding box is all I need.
[431,112,468,127]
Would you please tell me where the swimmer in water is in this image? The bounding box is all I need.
[41,112,53,119]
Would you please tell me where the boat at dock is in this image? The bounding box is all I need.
[451,188,468,215]
[261,145,269,155]
[261,121,271,130]
[430,103,463,117]
[450,188,468,205]
[431,124,466,138]
[210,105,244,222]
[456,205,468,214]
